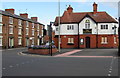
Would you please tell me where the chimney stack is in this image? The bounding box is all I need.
[5,8,15,14]
[20,13,28,18]
[67,5,73,14]
[31,17,38,22]
[93,2,98,14]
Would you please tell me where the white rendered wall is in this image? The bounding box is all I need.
[54,17,119,35]
[79,17,97,34]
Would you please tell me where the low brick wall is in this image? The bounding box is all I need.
[28,48,58,55]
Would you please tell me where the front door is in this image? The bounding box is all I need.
[9,38,14,48]
[26,38,29,47]
[85,37,90,48]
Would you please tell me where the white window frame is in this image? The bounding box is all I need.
[67,25,74,30]
[18,37,22,45]
[32,23,34,28]
[114,37,117,44]
[37,24,39,30]
[0,24,2,33]
[85,20,90,29]
[32,29,34,36]
[0,14,2,23]
[26,21,29,27]
[101,37,108,44]
[0,36,3,46]
[68,38,74,44]
[18,27,22,35]
[18,19,22,26]
[101,25,108,29]
[9,25,13,34]
[9,17,13,24]
[26,28,29,35]
[32,38,34,45]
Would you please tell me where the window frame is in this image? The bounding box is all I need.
[85,20,90,29]
[26,28,29,35]
[9,17,13,24]
[9,25,13,34]
[18,37,22,45]
[101,37,108,44]
[32,29,34,36]
[0,24,2,33]
[67,38,74,45]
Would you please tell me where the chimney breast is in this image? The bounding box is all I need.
[5,8,15,14]
[93,2,97,14]
[20,13,28,18]
[31,17,38,22]
[67,5,73,14]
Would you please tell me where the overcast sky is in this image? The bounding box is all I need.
[1,0,119,28]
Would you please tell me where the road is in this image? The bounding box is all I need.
[1,48,119,77]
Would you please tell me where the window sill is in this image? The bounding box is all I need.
[18,34,22,35]
[101,43,108,44]
[67,43,74,45]
[9,33,13,34]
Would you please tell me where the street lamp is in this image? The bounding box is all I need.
[58,0,61,52]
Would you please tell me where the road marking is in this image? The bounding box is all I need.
[0,50,5,51]
[8,49,14,50]
[22,63,25,64]
[2,68,6,70]
[16,64,19,66]
[107,57,115,76]
[26,61,29,63]
[54,50,81,57]
[109,71,112,73]
[108,74,111,76]
[9,65,13,68]
[54,56,113,58]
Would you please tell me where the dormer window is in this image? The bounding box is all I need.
[85,20,90,29]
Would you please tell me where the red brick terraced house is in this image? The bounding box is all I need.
[54,2,119,48]
[0,8,45,48]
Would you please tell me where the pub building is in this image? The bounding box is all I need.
[54,2,119,48]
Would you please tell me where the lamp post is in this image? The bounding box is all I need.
[58,0,61,52]
[118,17,120,56]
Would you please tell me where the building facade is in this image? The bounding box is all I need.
[54,3,119,48]
[0,8,45,48]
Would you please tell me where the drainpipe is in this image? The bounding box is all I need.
[78,23,80,49]
[96,23,98,48]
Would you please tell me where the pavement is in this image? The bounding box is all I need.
[1,47,119,77]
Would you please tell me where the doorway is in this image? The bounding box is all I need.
[85,37,90,48]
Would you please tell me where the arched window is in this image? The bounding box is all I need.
[85,20,90,29]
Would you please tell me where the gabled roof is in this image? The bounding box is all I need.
[0,10,44,25]
[54,11,118,26]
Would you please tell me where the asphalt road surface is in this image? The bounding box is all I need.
[2,48,119,77]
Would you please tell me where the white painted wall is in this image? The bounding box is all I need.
[54,17,119,35]
[55,24,78,35]
[79,17,97,34]
[98,23,118,35]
